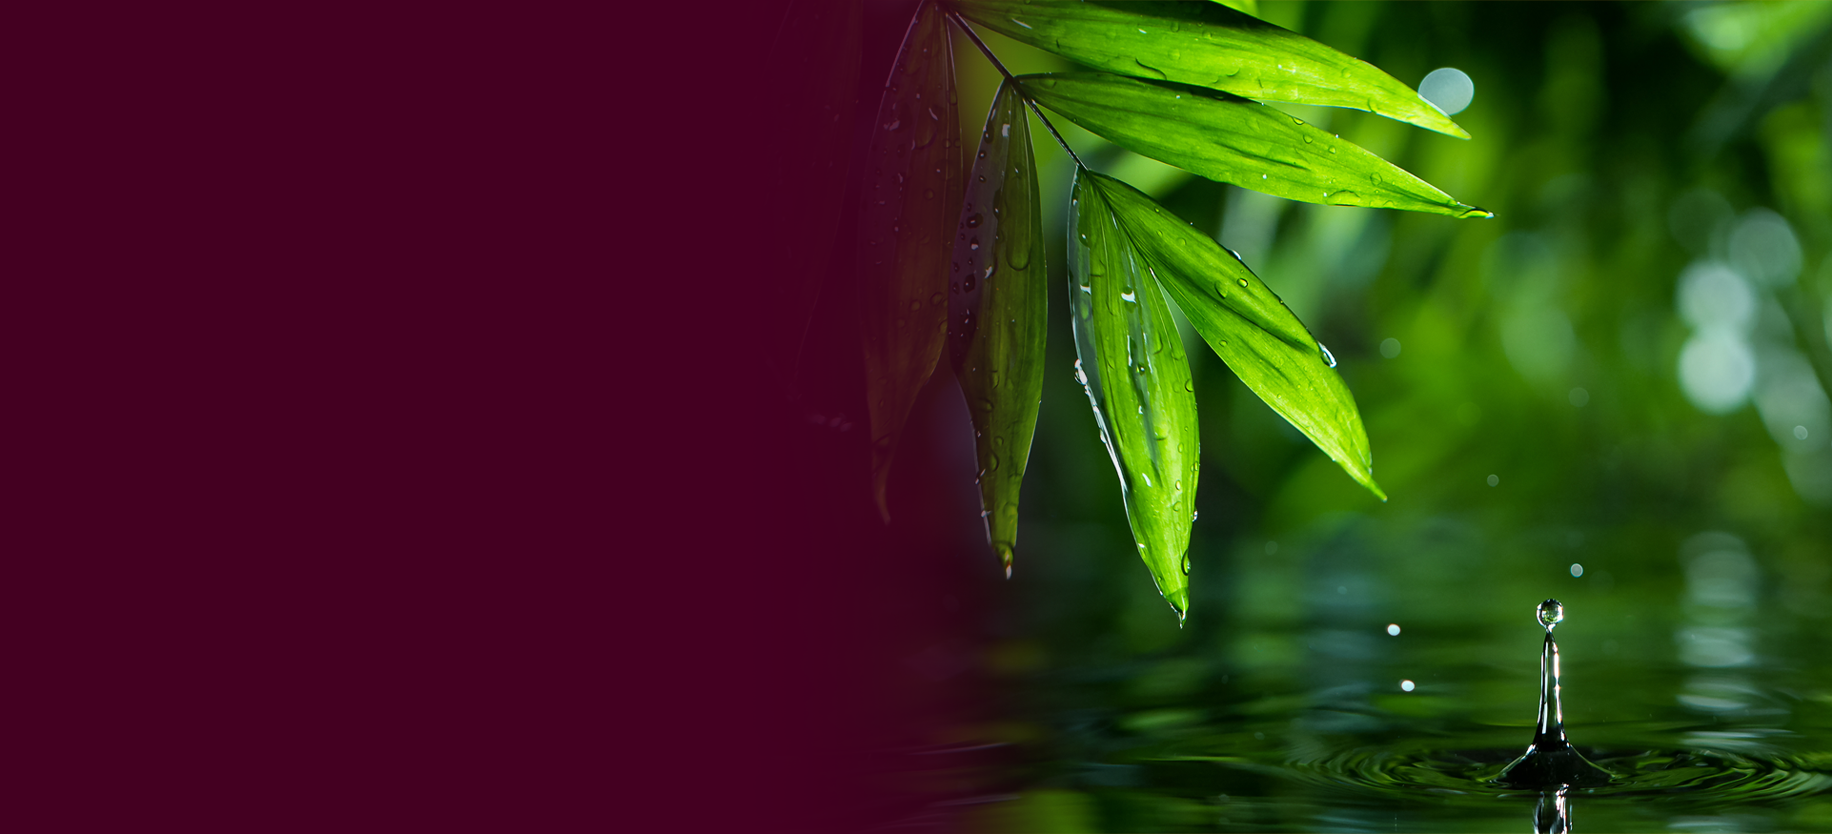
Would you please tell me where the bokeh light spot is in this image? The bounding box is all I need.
[1677,261,1754,332]
[1679,330,1756,413]
[1419,68,1474,116]
[1728,209,1802,288]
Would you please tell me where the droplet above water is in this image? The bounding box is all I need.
[1538,598,1564,630]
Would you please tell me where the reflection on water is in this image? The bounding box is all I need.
[1534,788,1571,834]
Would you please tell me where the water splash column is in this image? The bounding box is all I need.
[1497,599,1610,789]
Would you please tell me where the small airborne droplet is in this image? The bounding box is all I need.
[1387,624,1401,636]
[1400,680,1415,692]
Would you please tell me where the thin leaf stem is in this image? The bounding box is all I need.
[945,9,1085,169]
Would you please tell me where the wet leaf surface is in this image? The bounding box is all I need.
[1021,73,1488,218]
[1088,171,1384,499]
[1069,169,1199,620]
[951,80,1048,576]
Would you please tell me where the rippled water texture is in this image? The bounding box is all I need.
[944,534,1832,832]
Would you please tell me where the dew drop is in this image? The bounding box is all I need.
[966,212,983,228]
[1180,553,1191,575]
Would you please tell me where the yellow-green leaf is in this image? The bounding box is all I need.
[1069,169,1199,621]
[1088,172,1385,500]
[1021,73,1488,218]
[953,0,1469,138]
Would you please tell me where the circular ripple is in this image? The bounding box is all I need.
[1270,740,1832,806]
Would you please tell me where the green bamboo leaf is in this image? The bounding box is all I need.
[952,0,1469,138]
[1087,172,1385,500]
[951,81,1048,578]
[764,0,862,388]
[861,0,963,522]
[1020,73,1489,218]
[1069,168,1199,621]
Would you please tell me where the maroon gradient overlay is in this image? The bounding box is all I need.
[14,1,991,831]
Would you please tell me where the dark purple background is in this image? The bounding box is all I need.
[16,1,989,830]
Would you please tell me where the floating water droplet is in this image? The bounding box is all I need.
[1538,599,1563,629]
[1387,623,1401,636]
[1400,680,1415,692]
